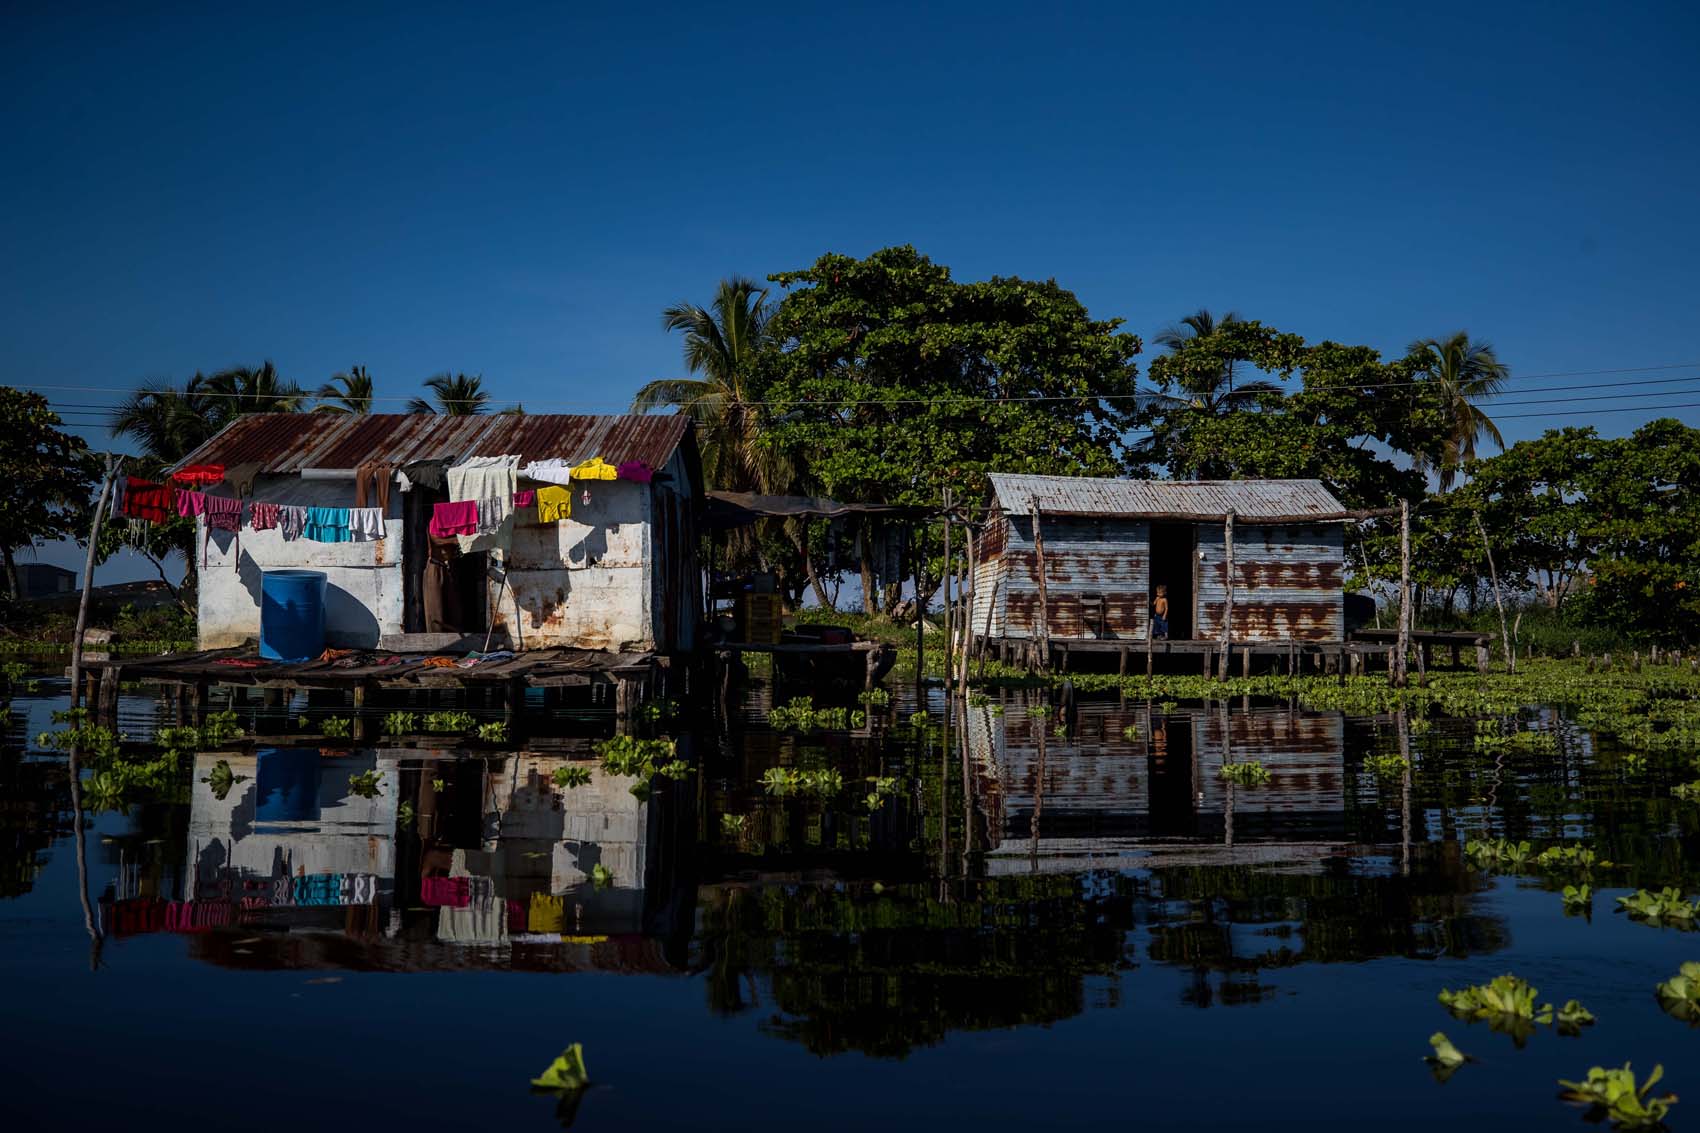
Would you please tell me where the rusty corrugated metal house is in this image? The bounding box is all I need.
[174,414,702,654]
[973,475,1349,647]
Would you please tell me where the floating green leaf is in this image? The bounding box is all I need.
[530,1043,590,1091]
[1654,961,1700,1023]
[1558,1063,1675,1129]
[1616,888,1700,927]
[1218,761,1271,786]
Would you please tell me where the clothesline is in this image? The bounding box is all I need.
[114,455,656,559]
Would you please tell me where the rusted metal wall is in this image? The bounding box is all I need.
[199,475,406,649]
[968,515,1008,640]
[1194,523,1344,642]
[994,514,1151,640]
[1194,708,1345,816]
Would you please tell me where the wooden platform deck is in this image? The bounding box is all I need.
[83,645,667,730]
[987,629,1489,676]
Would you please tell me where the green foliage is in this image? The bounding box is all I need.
[431,777,445,793]
[1672,780,1700,802]
[1616,888,1700,927]
[1363,753,1409,779]
[397,802,415,831]
[1425,1032,1469,1081]
[1558,1063,1675,1129]
[347,770,383,799]
[1556,999,1597,1036]
[1218,761,1271,786]
[423,710,475,733]
[596,735,676,778]
[858,688,891,707]
[552,765,593,790]
[1464,838,1533,871]
[1562,884,1593,914]
[591,864,614,889]
[1532,845,1598,873]
[864,775,899,810]
[638,698,678,722]
[529,1044,589,1092]
[199,710,244,745]
[720,813,748,836]
[1438,974,1561,1044]
[382,711,417,736]
[319,717,353,739]
[477,722,508,743]
[1653,962,1700,1024]
[768,696,853,731]
[909,711,928,728]
[1026,704,1051,717]
[0,388,96,592]
[1121,724,1139,741]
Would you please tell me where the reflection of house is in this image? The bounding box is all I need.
[966,700,1348,869]
[974,475,1350,646]
[171,414,702,653]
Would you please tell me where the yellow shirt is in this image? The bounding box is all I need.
[569,456,618,481]
[536,484,573,522]
[528,892,565,933]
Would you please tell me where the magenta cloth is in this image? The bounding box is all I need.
[616,460,653,483]
[428,500,480,538]
[420,876,471,907]
[511,489,536,507]
[507,899,525,925]
[203,494,243,531]
[175,489,206,517]
[250,501,282,530]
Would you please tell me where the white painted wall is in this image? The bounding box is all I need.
[197,475,406,649]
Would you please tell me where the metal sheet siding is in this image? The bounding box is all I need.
[996,515,1150,640]
[989,474,1346,519]
[1194,524,1343,642]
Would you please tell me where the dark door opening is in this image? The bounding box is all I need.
[405,486,485,634]
[1148,522,1195,640]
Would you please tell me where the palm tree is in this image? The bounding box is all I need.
[206,361,306,417]
[316,365,375,414]
[1408,332,1509,490]
[1150,309,1284,414]
[630,276,781,495]
[108,375,220,464]
[407,372,490,415]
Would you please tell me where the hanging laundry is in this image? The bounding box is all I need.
[303,506,352,542]
[278,505,308,541]
[203,495,243,531]
[349,507,386,542]
[398,458,450,492]
[569,456,618,481]
[536,485,573,522]
[429,500,479,538]
[512,489,536,508]
[108,475,127,520]
[118,478,174,523]
[447,454,519,552]
[616,460,654,483]
[175,489,207,518]
[528,892,565,933]
[354,460,393,511]
[516,458,576,486]
[250,501,282,531]
[172,463,226,486]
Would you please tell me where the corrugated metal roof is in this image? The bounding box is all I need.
[171,413,695,476]
[987,474,1346,519]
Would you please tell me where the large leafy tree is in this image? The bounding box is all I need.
[316,365,375,414]
[1407,332,1509,490]
[408,372,490,415]
[1148,309,1284,416]
[0,388,97,600]
[760,246,1141,613]
[108,374,222,464]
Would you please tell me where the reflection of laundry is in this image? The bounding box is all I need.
[102,897,167,936]
[536,485,572,522]
[437,892,508,944]
[164,900,235,932]
[421,876,471,907]
[528,893,565,933]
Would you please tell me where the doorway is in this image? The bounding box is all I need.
[1148,522,1195,640]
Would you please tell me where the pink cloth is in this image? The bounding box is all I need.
[511,489,536,507]
[250,501,282,530]
[616,460,653,483]
[203,494,243,531]
[175,489,206,517]
[420,876,471,907]
[429,500,480,538]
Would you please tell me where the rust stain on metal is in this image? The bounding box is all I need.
[1203,562,1342,589]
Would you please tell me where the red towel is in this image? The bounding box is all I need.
[119,477,175,523]
[429,499,480,538]
[173,463,226,485]
[511,489,536,507]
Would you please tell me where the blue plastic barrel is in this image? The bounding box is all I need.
[254,747,322,822]
[260,569,327,661]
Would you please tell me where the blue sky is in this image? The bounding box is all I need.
[5,1,1698,579]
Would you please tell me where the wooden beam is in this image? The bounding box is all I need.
[1003,507,1400,524]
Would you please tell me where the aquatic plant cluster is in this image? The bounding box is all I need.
[35,708,246,812]
[767,696,866,732]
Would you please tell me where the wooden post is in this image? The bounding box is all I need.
[959,520,975,692]
[1217,511,1235,679]
[1029,501,1050,672]
[352,683,369,743]
[1474,511,1513,674]
[914,522,925,689]
[1145,584,1154,676]
[97,666,120,728]
[69,454,122,711]
[1393,499,1411,688]
[942,488,953,696]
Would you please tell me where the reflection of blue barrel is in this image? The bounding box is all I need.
[255,747,321,821]
[260,569,327,661]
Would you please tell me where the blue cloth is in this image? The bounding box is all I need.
[303,506,352,542]
[1152,615,1169,639]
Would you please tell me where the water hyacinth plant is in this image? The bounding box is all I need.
[1562,884,1593,915]
[1654,962,1700,1023]
[1425,1032,1469,1082]
[1438,974,1567,1044]
[347,770,383,799]
[1218,761,1271,786]
[1557,1064,1675,1129]
[1363,753,1409,779]
[552,765,593,790]
[382,711,417,736]
[1464,838,1534,871]
[1616,888,1700,927]
[530,1043,589,1092]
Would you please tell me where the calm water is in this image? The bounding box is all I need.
[4,675,1700,1130]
